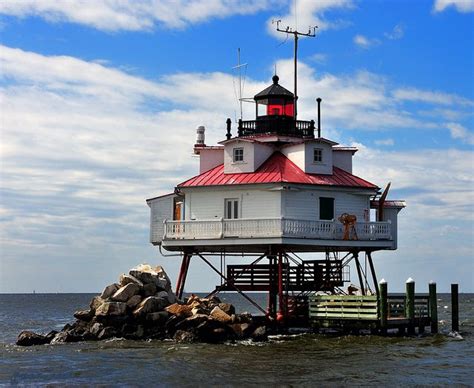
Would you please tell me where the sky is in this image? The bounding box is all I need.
[0,0,473,293]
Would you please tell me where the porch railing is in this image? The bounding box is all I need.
[163,218,391,241]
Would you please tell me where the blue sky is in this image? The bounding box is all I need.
[0,0,473,293]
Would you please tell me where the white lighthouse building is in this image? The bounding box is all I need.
[147,75,405,321]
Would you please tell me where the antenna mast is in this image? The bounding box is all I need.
[232,48,247,120]
[275,20,317,120]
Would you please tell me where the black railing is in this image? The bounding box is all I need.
[221,260,343,292]
[238,116,315,138]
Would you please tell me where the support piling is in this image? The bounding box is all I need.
[406,278,415,335]
[451,283,459,332]
[354,252,366,295]
[367,252,379,297]
[379,279,388,334]
[429,281,438,334]
[277,251,284,322]
[176,253,191,299]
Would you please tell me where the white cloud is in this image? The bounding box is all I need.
[447,122,474,144]
[393,87,474,107]
[0,0,275,31]
[353,144,474,222]
[308,53,328,64]
[374,138,395,146]
[353,34,380,49]
[434,0,474,13]
[384,23,405,40]
[268,0,354,37]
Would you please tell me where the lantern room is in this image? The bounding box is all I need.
[254,75,294,118]
[236,75,314,138]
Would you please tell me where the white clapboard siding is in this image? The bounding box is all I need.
[148,194,175,243]
[185,188,281,220]
[283,190,318,219]
[241,190,280,218]
[283,189,370,221]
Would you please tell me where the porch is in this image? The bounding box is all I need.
[161,218,391,242]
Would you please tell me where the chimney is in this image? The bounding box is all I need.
[316,98,322,138]
[194,125,206,148]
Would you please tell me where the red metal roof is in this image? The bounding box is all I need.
[178,152,378,190]
[371,200,406,208]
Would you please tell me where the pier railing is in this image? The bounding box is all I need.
[309,295,379,320]
[308,280,441,335]
[163,218,392,241]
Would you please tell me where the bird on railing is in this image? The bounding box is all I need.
[338,213,358,240]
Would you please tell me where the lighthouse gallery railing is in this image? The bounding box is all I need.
[162,218,392,241]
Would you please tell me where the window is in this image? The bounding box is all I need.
[225,198,239,219]
[313,148,323,163]
[319,197,334,220]
[233,147,244,163]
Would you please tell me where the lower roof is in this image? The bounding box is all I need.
[178,152,379,190]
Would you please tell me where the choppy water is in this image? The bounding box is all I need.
[1,293,473,386]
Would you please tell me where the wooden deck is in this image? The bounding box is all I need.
[309,294,433,333]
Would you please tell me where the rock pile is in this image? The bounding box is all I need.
[16,264,268,346]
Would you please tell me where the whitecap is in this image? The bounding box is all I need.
[447,331,463,340]
[105,337,125,342]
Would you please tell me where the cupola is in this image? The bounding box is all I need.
[236,75,314,139]
[254,75,294,118]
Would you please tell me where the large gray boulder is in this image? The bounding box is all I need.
[126,294,142,309]
[142,283,157,297]
[74,309,93,322]
[129,264,171,291]
[119,274,143,288]
[174,314,209,331]
[111,283,140,302]
[146,311,169,324]
[133,296,169,318]
[229,322,252,338]
[100,283,119,300]
[90,296,105,312]
[51,330,82,344]
[122,323,145,339]
[95,302,127,317]
[16,331,48,346]
[251,326,267,342]
[155,290,177,304]
[90,322,104,337]
[97,326,118,340]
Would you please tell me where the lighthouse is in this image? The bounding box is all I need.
[146,74,405,323]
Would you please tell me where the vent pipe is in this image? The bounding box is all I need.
[195,125,206,148]
[316,98,322,138]
[226,118,232,140]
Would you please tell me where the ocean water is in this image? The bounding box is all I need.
[0,293,473,386]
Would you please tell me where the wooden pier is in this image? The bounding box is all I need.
[309,280,445,335]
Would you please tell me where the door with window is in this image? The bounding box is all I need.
[224,198,239,219]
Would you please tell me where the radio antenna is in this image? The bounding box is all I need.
[274,20,317,119]
[231,48,247,120]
